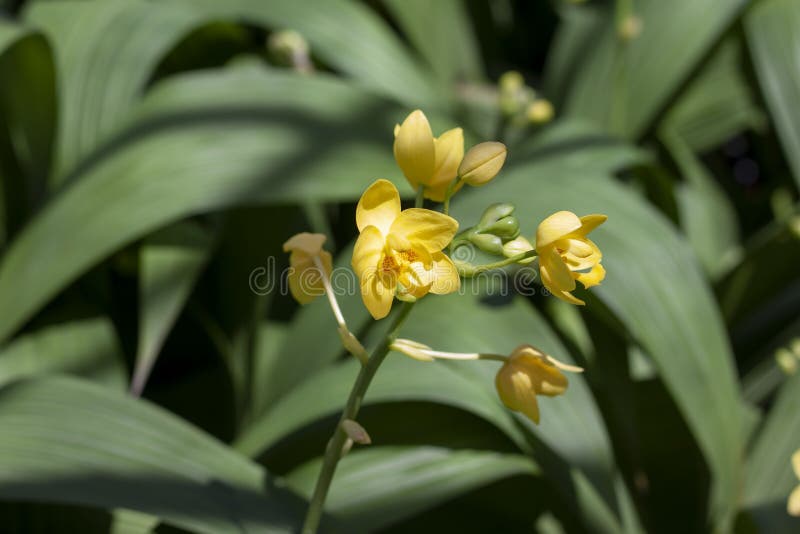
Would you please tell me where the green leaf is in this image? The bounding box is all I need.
[131,221,215,396]
[451,121,744,528]
[741,372,800,532]
[24,0,210,180]
[746,0,800,189]
[0,376,306,533]
[659,39,763,153]
[0,317,126,390]
[170,0,443,107]
[0,20,56,237]
[0,67,404,345]
[555,0,748,138]
[287,446,538,532]
[381,0,483,85]
[660,127,741,278]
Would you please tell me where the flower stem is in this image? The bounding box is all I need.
[415,187,425,208]
[301,301,415,534]
[455,250,537,277]
[443,178,461,216]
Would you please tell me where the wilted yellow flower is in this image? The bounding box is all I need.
[393,110,464,202]
[283,233,333,304]
[536,211,607,305]
[789,450,800,516]
[495,345,583,424]
[352,179,460,319]
[458,141,507,187]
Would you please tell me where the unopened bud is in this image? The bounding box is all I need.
[478,203,515,229]
[503,237,535,263]
[618,15,643,41]
[777,348,798,375]
[499,71,526,116]
[469,233,504,256]
[484,216,520,241]
[526,99,554,124]
[341,419,371,445]
[790,215,800,238]
[267,29,313,73]
[458,142,507,186]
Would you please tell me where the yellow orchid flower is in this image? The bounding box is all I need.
[790,449,800,516]
[283,232,332,304]
[495,345,583,424]
[352,179,460,319]
[393,110,464,202]
[535,211,607,305]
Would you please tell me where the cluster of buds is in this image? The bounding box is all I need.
[498,71,554,126]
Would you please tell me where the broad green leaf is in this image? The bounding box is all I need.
[0,20,56,237]
[170,0,443,107]
[287,446,538,532]
[746,0,800,189]
[741,372,800,532]
[556,0,748,138]
[0,317,126,390]
[25,0,441,181]
[381,0,483,85]
[0,376,306,533]
[131,221,215,396]
[660,128,741,279]
[660,39,763,153]
[0,67,404,345]
[451,122,744,527]
[24,1,209,180]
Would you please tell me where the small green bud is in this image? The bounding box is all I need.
[478,203,515,229]
[469,233,504,256]
[484,216,520,241]
[458,142,508,186]
[776,348,798,375]
[341,419,371,445]
[267,29,313,73]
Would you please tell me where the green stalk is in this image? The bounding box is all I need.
[456,250,537,277]
[301,301,415,533]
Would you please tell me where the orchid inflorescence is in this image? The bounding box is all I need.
[287,109,608,533]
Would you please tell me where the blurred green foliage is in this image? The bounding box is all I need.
[0,0,799,532]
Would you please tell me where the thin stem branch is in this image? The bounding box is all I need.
[301,301,415,534]
[443,178,461,216]
[313,256,346,327]
[456,250,537,277]
[415,187,425,208]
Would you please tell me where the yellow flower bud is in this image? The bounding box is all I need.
[458,142,507,187]
[282,232,332,304]
[790,450,800,516]
[495,345,582,424]
[776,348,798,375]
[393,110,464,202]
[618,15,643,41]
[526,99,554,124]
